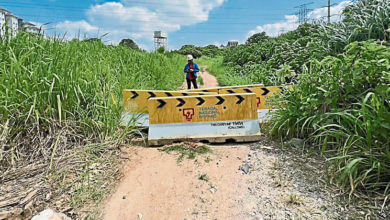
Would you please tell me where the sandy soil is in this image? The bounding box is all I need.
[103,145,255,220]
[102,141,352,220]
[198,68,219,88]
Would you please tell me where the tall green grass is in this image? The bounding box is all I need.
[197,56,253,86]
[270,41,390,194]
[0,32,186,167]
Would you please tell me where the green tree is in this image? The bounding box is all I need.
[246,32,269,44]
[119,38,140,50]
[157,46,165,54]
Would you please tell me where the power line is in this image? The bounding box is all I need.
[0,4,290,18]
[328,0,331,23]
[0,1,294,12]
[294,2,313,24]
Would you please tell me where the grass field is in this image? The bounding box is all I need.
[0,32,186,168]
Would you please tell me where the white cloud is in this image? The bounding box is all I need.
[308,1,352,22]
[247,1,352,38]
[248,15,298,38]
[121,0,225,25]
[53,0,225,48]
[56,20,99,34]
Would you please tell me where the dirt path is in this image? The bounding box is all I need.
[180,66,218,90]
[198,67,219,88]
[104,145,253,220]
[102,68,366,219]
[102,140,356,220]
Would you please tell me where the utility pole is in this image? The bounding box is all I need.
[328,0,331,24]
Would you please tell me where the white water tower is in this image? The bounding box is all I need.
[154,31,167,51]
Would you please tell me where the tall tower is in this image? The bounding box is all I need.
[154,31,167,51]
[294,2,313,25]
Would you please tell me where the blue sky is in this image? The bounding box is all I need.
[1,0,351,50]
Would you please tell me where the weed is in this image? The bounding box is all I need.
[204,156,212,163]
[285,194,304,205]
[161,144,212,163]
[199,173,209,182]
[198,76,204,86]
[273,174,291,188]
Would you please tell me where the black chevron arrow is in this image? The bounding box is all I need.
[157,99,166,108]
[236,95,245,104]
[216,96,225,105]
[130,91,139,99]
[278,86,286,95]
[196,97,205,106]
[202,90,209,92]
[261,88,270,96]
[181,93,189,96]
[244,88,253,93]
[176,98,185,107]
[165,92,173,97]
[227,89,235,94]
[148,92,156,99]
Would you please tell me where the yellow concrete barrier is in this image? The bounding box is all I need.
[219,85,293,110]
[148,94,261,145]
[218,85,293,120]
[122,90,216,126]
[123,89,217,113]
[183,84,264,93]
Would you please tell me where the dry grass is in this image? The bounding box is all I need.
[0,121,137,219]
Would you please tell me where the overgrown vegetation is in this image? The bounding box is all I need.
[0,31,185,167]
[0,0,388,216]
[201,0,390,199]
[0,31,186,218]
[271,41,390,194]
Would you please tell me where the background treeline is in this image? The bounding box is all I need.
[175,44,223,58]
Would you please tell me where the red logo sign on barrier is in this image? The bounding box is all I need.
[183,108,195,121]
[256,97,261,107]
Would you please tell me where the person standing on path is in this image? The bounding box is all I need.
[184,55,199,89]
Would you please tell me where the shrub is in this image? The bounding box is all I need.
[270,41,390,193]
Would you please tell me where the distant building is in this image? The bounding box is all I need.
[0,7,43,39]
[18,18,23,30]
[5,13,19,37]
[0,8,10,38]
[227,40,239,47]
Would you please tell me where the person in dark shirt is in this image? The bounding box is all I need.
[184,55,200,89]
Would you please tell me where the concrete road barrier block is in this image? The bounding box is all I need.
[219,85,293,120]
[148,93,261,145]
[121,90,216,126]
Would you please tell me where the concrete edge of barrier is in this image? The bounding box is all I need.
[148,132,262,146]
[120,109,275,128]
[120,112,149,127]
